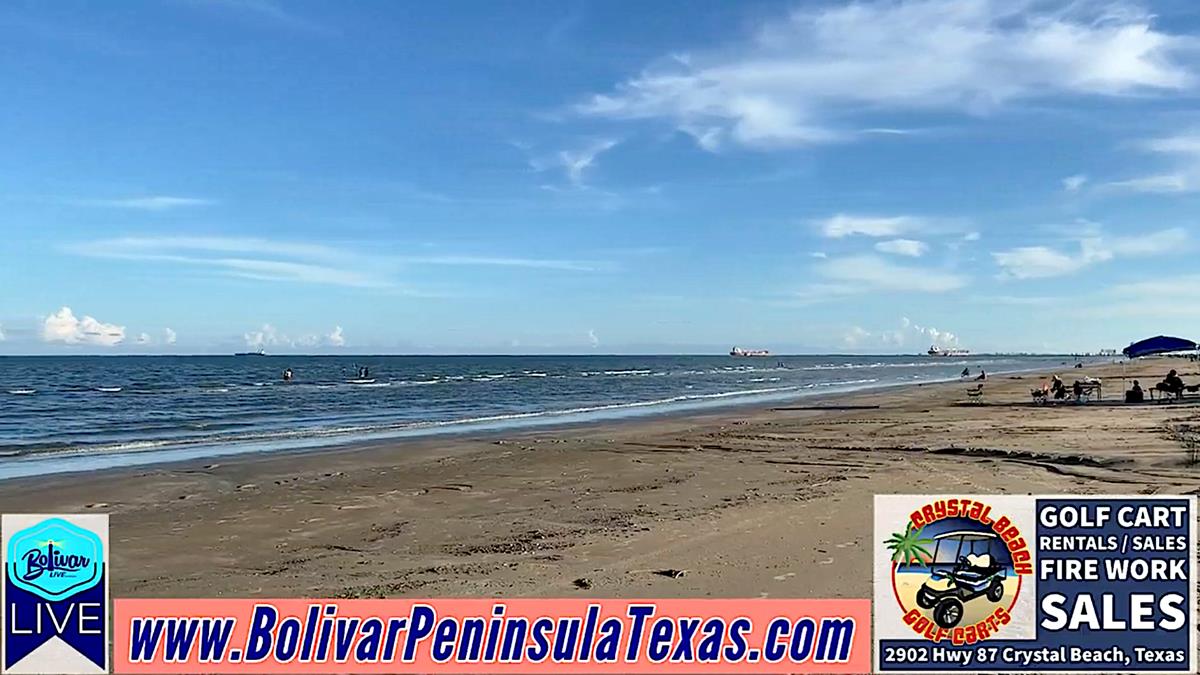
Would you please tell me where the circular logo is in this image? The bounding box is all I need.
[7,517,103,601]
[884,498,1030,645]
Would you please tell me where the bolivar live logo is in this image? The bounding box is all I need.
[884,498,1032,645]
[3,514,109,674]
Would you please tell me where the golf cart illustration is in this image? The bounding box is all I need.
[915,531,1007,629]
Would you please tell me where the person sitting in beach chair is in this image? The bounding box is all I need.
[1049,375,1067,399]
[1156,369,1185,399]
[1126,380,1144,403]
[964,384,984,403]
[974,370,986,381]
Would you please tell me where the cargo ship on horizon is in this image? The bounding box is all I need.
[926,345,970,357]
[730,346,770,357]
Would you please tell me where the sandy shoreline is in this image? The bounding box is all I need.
[5,357,1200,600]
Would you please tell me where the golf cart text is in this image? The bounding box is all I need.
[902,606,1009,645]
[1039,503,1189,529]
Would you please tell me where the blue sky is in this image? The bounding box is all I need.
[3,0,1200,354]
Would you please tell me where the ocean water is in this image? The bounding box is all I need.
[0,354,1081,479]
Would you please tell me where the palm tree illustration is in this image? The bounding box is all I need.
[885,523,934,568]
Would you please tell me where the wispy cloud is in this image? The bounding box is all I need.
[874,238,928,257]
[1069,275,1200,319]
[78,196,215,211]
[821,254,967,293]
[68,236,387,288]
[815,214,927,238]
[794,255,967,301]
[187,0,331,34]
[1098,132,1200,194]
[398,255,613,273]
[66,236,614,289]
[992,227,1188,279]
[527,138,620,187]
[1062,174,1088,192]
[576,0,1193,150]
[243,323,346,349]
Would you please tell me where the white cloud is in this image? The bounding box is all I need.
[398,255,611,272]
[136,332,151,345]
[81,196,214,211]
[963,231,981,242]
[1062,174,1088,192]
[244,324,281,349]
[577,0,1193,149]
[809,251,827,259]
[819,254,967,293]
[68,236,610,288]
[816,214,924,238]
[992,245,1094,279]
[587,328,600,348]
[41,306,125,347]
[843,326,871,348]
[992,227,1187,278]
[70,236,388,288]
[874,238,928,257]
[0,323,5,341]
[163,327,177,345]
[528,138,620,187]
[1068,275,1200,319]
[245,324,349,350]
[1101,173,1189,193]
[1100,133,1200,193]
[882,316,961,349]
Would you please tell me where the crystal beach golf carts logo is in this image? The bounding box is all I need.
[3,514,109,674]
[883,497,1032,644]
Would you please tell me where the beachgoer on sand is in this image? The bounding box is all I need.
[1049,375,1066,399]
[1126,380,1144,403]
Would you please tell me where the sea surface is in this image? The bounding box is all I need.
[0,354,1086,479]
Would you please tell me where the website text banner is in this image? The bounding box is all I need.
[874,495,1198,674]
[113,598,869,674]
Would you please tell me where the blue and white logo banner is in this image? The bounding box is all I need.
[3,514,108,674]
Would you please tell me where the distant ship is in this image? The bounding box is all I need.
[234,349,266,357]
[730,346,770,357]
[927,345,970,357]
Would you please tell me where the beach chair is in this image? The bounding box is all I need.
[1030,388,1047,404]
[965,384,984,403]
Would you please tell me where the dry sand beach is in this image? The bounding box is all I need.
[4,358,1199,600]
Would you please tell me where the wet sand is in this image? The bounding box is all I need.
[3,357,1199,600]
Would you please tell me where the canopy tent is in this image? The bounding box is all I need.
[1123,335,1199,359]
[1119,335,1198,396]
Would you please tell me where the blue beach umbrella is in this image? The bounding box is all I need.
[1120,336,1198,395]
[1123,336,1198,359]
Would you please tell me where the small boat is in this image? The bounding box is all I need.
[95,386,123,393]
[346,378,377,385]
[7,389,35,395]
[234,350,266,357]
